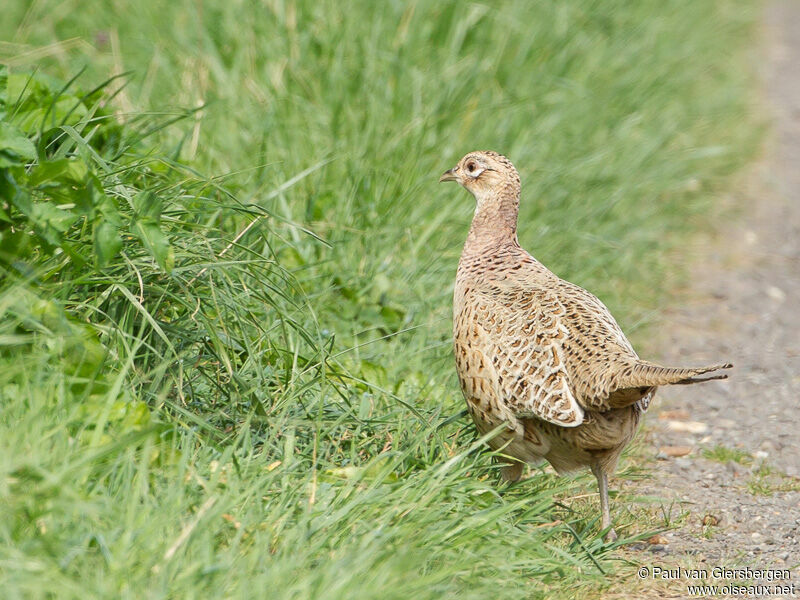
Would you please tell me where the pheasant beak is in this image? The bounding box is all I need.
[439,167,458,183]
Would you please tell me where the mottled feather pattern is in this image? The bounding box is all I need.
[459,263,583,427]
[455,242,653,421]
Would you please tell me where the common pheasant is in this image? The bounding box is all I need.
[441,150,731,541]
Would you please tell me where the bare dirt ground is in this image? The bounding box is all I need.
[619,0,800,592]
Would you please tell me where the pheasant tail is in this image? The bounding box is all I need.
[618,361,733,389]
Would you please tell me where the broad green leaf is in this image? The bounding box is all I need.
[133,220,173,272]
[95,193,122,226]
[29,201,79,247]
[28,158,89,187]
[73,173,106,216]
[0,228,30,262]
[0,152,20,168]
[93,220,121,268]
[0,122,36,164]
[0,167,21,211]
[6,171,33,215]
[31,201,78,232]
[133,190,162,221]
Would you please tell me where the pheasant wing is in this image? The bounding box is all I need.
[475,285,585,427]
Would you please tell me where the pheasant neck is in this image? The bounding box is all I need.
[465,188,520,251]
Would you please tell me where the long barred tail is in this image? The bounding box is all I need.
[618,361,733,389]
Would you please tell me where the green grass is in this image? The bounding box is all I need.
[747,463,777,496]
[702,445,753,465]
[746,463,800,497]
[0,1,759,598]
[700,447,800,497]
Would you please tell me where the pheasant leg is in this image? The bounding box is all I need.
[591,462,617,542]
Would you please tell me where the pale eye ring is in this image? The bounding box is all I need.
[466,161,476,173]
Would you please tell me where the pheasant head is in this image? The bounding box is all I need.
[440,150,521,242]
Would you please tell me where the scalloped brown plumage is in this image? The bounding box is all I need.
[441,150,731,542]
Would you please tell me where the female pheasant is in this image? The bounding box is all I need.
[440,150,731,542]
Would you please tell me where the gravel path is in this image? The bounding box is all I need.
[623,0,800,584]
